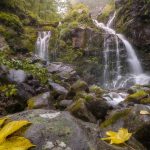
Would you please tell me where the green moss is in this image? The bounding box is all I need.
[68,98,85,112]
[100,109,131,128]
[74,91,94,102]
[140,98,150,104]
[71,80,88,92]
[89,85,104,96]
[126,90,148,102]
[27,99,35,109]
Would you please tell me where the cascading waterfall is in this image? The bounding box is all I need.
[36,31,51,60]
[93,12,150,89]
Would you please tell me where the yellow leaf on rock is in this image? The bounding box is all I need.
[0,120,31,144]
[101,128,132,144]
[0,117,8,127]
[0,136,35,150]
[140,110,150,115]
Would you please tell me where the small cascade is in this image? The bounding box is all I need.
[93,12,150,89]
[36,31,51,60]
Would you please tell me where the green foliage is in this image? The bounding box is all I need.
[64,3,92,26]
[0,84,17,97]
[97,0,115,23]
[58,46,83,63]
[0,12,22,31]
[0,53,49,84]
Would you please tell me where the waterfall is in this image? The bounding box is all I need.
[117,34,143,75]
[36,31,51,60]
[93,12,150,89]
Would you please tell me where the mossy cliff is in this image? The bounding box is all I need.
[115,0,150,71]
[48,4,104,85]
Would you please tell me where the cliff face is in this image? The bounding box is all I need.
[115,0,150,71]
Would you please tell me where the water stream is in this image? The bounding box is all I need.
[35,31,51,60]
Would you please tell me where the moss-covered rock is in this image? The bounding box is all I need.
[27,92,51,109]
[89,85,104,97]
[100,109,131,128]
[125,90,149,104]
[71,80,89,93]
[74,91,95,102]
[9,109,100,150]
[67,98,96,123]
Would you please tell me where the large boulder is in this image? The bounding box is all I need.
[9,109,100,150]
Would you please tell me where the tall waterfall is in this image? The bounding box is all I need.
[93,12,150,89]
[36,31,51,60]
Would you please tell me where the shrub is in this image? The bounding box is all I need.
[0,12,22,31]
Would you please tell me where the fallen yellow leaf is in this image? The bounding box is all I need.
[0,136,35,150]
[140,110,150,115]
[0,117,8,127]
[101,128,132,144]
[0,120,31,144]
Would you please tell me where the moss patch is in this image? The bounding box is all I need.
[126,90,148,103]
[100,109,131,128]
[68,98,85,113]
[27,99,35,109]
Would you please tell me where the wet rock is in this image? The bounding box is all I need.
[9,109,100,150]
[27,92,52,109]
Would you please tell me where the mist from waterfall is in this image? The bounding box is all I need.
[36,31,51,60]
[93,12,150,89]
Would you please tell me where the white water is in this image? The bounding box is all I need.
[36,31,51,60]
[117,34,143,75]
[103,92,128,106]
[93,12,150,89]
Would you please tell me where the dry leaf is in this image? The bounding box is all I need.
[0,120,31,144]
[140,110,150,115]
[0,136,35,150]
[101,128,132,144]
